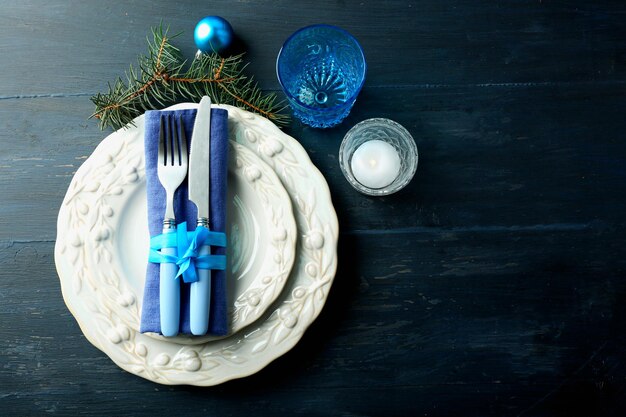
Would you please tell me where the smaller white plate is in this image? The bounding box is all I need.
[68,138,296,341]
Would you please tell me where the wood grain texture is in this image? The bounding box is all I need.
[1,0,626,416]
[1,0,625,95]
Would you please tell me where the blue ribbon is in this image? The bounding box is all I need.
[149,222,227,283]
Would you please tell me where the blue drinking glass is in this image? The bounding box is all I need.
[276,25,367,128]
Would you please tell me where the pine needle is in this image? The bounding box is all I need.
[90,25,289,130]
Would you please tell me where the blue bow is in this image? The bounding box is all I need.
[149,222,227,283]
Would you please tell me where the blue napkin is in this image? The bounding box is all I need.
[140,107,229,336]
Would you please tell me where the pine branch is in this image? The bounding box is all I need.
[91,25,289,130]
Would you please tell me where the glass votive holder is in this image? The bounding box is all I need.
[339,118,418,196]
[276,24,366,128]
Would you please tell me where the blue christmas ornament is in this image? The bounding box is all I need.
[194,16,234,55]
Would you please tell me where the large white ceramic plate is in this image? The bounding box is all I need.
[55,104,338,385]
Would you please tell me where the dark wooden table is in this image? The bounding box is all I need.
[2,1,626,416]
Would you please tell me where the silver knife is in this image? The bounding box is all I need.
[188,96,212,335]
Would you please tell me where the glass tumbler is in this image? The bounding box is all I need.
[276,25,366,128]
[339,118,418,196]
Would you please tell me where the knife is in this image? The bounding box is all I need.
[188,96,212,335]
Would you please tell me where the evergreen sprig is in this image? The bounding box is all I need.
[91,25,289,130]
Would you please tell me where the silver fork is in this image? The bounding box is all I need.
[157,115,188,337]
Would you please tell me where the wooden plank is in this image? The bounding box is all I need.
[2,221,625,415]
[2,81,625,240]
[295,82,626,231]
[0,1,625,96]
[0,96,101,241]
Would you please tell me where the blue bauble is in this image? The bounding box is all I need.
[194,16,234,55]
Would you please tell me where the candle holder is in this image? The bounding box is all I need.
[339,118,418,196]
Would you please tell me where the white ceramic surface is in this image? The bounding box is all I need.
[110,139,297,344]
[55,104,339,385]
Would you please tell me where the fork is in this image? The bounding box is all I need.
[157,114,188,337]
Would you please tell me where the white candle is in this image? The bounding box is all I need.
[350,139,401,189]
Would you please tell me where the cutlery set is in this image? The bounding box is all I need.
[156,96,214,336]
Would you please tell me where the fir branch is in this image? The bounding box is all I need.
[91,25,289,130]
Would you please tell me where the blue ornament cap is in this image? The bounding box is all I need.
[194,16,234,55]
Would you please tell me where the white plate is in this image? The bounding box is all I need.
[105,138,296,343]
[55,104,338,385]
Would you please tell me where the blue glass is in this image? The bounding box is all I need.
[277,25,366,128]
